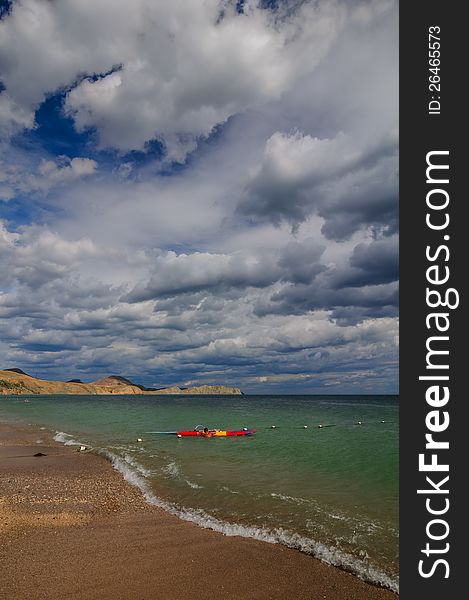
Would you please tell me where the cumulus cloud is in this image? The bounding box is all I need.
[0,217,398,390]
[34,157,97,188]
[0,223,99,289]
[125,239,326,302]
[0,156,97,201]
[0,0,351,157]
[345,235,399,287]
[125,250,280,301]
[256,278,398,325]
[0,92,35,139]
[0,1,399,392]
[238,129,398,238]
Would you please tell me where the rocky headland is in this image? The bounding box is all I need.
[0,369,242,395]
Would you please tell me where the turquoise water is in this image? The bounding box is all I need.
[0,394,398,591]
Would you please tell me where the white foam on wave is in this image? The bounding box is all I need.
[185,480,203,489]
[122,453,154,477]
[106,452,153,493]
[53,431,71,443]
[53,431,83,446]
[161,461,180,478]
[103,449,398,594]
[271,491,393,540]
[160,461,201,488]
[328,512,348,522]
[221,486,240,495]
[271,492,312,506]
[51,435,398,594]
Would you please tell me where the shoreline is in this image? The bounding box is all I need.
[0,421,398,599]
[0,369,242,396]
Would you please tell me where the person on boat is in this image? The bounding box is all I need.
[201,427,219,437]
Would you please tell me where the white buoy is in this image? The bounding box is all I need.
[318,424,323,429]
[381,420,385,423]
[77,445,87,452]
[271,425,276,429]
[137,438,143,442]
[242,427,248,431]
[177,434,182,438]
[357,421,362,425]
[303,425,308,429]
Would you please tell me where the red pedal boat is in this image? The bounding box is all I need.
[177,428,256,437]
[145,425,256,437]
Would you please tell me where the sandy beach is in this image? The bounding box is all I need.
[0,422,397,600]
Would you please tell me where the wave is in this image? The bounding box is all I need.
[161,460,203,489]
[52,434,398,593]
[122,453,154,477]
[270,491,396,537]
[53,430,84,446]
[105,450,398,593]
[270,492,313,506]
[221,486,240,495]
[185,480,203,489]
[161,460,180,478]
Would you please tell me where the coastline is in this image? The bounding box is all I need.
[0,421,398,599]
[0,370,242,396]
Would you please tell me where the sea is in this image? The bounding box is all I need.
[0,394,398,592]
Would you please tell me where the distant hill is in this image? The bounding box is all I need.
[4,368,32,377]
[0,370,242,396]
[152,384,244,395]
[92,375,145,390]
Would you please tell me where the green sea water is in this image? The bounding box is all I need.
[0,394,398,591]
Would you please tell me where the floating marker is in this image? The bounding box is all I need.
[242,427,248,431]
[381,420,385,423]
[77,445,87,452]
[271,425,276,429]
[318,424,323,428]
[177,434,182,438]
[357,421,362,425]
[303,425,308,429]
[137,438,143,442]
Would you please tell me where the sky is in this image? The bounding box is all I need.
[0,0,398,393]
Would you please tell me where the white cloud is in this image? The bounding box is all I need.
[1,156,97,201]
[0,92,35,139]
[0,1,399,392]
[125,249,281,301]
[0,217,398,390]
[0,0,350,156]
[239,128,398,237]
[33,157,97,191]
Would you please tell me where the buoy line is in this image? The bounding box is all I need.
[265,421,390,429]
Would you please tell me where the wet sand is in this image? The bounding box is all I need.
[0,422,398,600]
